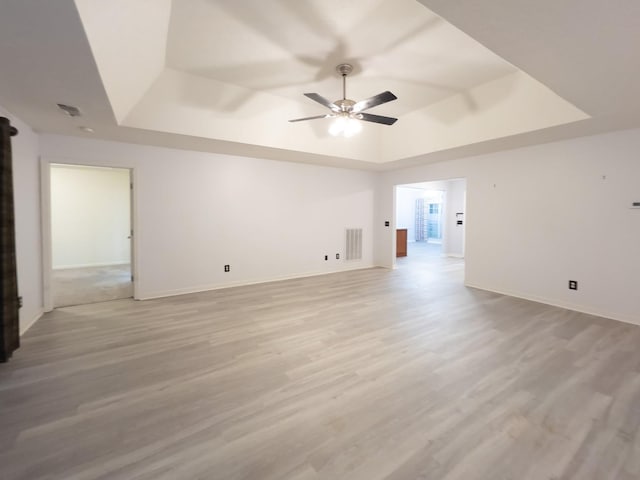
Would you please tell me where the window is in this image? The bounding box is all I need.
[416,199,443,241]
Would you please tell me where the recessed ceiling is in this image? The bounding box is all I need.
[0,0,638,170]
[166,0,517,116]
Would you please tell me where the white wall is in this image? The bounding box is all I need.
[10,112,639,333]
[378,128,640,325]
[1,107,43,334]
[40,134,376,299]
[395,187,423,242]
[51,165,131,269]
[443,179,466,257]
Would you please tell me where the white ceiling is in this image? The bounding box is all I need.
[166,0,516,116]
[0,0,638,170]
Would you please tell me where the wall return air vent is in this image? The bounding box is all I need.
[57,103,82,117]
[345,228,363,261]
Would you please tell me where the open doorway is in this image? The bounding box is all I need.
[49,164,133,307]
[394,179,466,267]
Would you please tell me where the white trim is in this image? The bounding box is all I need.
[130,167,139,301]
[43,156,134,170]
[53,261,130,270]
[138,264,376,301]
[40,156,53,312]
[49,163,124,172]
[464,282,639,327]
[41,157,139,308]
[20,309,43,335]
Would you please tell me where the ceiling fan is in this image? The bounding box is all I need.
[289,64,398,135]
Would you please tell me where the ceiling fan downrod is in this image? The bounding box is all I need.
[335,63,355,114]
[336,63,352,101]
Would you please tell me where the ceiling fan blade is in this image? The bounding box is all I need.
[304,93,340,112]
[352,91,397,113]
[288,114,332,123]
[358,112,398,125]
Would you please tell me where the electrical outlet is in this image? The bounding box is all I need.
[384,221,390,227]
[324,255,328,261]
[568,280,577,290]
[336,253,340,259]
[224,265,230,272]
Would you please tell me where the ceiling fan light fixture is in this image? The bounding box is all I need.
[329,116,362,138]
[344,117,362,138]
[289,63,398,130]
[328,117,345,136]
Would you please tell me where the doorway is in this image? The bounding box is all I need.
[49,164,133,307]
[394,179,466,266]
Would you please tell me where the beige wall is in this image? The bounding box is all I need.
[51,164,131,269]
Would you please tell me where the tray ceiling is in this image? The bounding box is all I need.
[1,0,638,170]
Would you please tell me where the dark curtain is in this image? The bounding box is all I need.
[0,116,19,362]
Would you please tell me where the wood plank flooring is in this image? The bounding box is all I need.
[1,244,639,479]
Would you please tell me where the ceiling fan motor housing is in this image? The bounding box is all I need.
[288,62,397,126]
[335,98,355,112]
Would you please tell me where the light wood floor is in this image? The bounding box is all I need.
[2,245,639,479]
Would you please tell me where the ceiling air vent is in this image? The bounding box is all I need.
[57,103,82,117]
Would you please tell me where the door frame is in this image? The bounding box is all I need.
[40,157,138,311]
[391,179,467,268]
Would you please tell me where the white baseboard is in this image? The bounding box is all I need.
[138,264,376,301]
[20,309,44,335]
[465,282,638,327]
[53,261,130,270]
